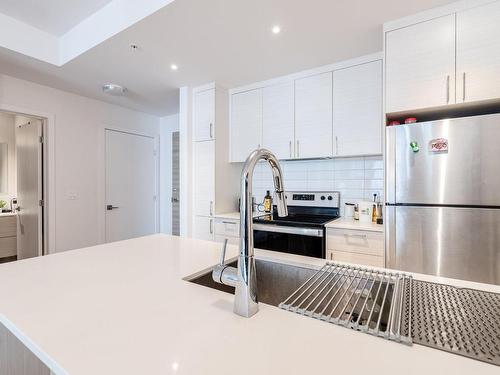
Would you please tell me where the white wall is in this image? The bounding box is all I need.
[159,113,179,234]
[0,74,161,252]
[253,156,384,215]
[0,112,16,201]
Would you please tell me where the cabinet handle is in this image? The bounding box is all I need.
[344,233,368,239]
[446,75,450,104]
[296,140,299,158]
[210,219,213,234]
[289,141,292,158]
[335,136,339,155]
[210,201,214,216]
[462,72,466,102]
[209,123,213,138]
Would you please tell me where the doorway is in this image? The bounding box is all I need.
[0,111,45,263]
[105,129,158,242]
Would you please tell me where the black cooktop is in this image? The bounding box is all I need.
[253,206,340,228]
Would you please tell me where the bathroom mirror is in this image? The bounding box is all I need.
[0,142,8,193]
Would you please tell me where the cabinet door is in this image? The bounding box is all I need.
[230,89,262,162]
[295,72,333,158]
[262,82,295,159]
[194,216,214,241]
[333,60,382,156]
[457,1,500,103]
[193,141,215,216]
[385,15,456,113]
[193,89,215,141]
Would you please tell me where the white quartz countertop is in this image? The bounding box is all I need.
[0,212,16,217]
[0,234,499,375]
[326,217,384,232]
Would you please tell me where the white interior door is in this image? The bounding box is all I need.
[105,130,157,242]
[16,118,43,260]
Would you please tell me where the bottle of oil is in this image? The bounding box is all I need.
[263,190,273,213]
[372,194,378,223]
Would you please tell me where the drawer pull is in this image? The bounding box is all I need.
[222,221,236,225]
[344,233,367,239]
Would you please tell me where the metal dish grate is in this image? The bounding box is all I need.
[403,280,500,366]
[279,262,412,344]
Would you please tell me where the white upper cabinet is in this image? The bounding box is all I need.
[456,1,500,103]
[230,89,262,162]
[193,89,215,141]
[193,140,215,217]
[333,60,382,156]
[295,72,333,158]
[385,15,456,113]
[262,82,295,159]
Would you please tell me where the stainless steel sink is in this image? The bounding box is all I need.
[187,258,318,307]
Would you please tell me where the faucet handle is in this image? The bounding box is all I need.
[219,238,228,266]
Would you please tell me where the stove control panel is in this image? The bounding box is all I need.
[285,191,340,208]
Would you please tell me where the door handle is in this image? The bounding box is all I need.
[106,205,119,210]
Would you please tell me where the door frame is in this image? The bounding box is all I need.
[102,127,160,243]
[0,103,54,255]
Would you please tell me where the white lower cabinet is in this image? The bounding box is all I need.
[194,216,214,241]
[326,228,384,267]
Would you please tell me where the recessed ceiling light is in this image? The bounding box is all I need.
[170,64,178,71]
[102,83,127,96]
[272,25,281,34]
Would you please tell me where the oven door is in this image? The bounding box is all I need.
[253,224,325,258]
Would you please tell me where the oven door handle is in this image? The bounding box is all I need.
[253,224,324,237]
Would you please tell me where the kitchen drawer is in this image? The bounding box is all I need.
[0,236,16,258]
[214,218,239,237]
[326,228,383,257]
[328,250,384,268]
[215,235,239,246]
[0,216,16,238]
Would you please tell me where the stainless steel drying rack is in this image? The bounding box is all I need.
[279,262,413,345]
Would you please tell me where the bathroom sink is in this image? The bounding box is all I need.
[186,258,318,307]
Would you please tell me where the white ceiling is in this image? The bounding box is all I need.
[0,0,112,35]
[0,0,457,116]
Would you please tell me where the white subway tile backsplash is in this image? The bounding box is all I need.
[364,179,384,189]
[252,156,384,217]
[334,157,365,170]
[364,169,384,180]
[334,169,365,180]
[334,180,364,190]
[364,156,384,169]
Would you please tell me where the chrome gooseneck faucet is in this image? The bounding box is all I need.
[212,149,287,317]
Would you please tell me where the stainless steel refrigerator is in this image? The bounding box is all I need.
[386,113,500,285]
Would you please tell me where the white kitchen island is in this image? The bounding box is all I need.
[0,234,499,375]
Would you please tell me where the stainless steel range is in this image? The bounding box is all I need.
[253,191,340,258]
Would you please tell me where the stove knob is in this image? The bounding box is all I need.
[327,196,333,200]
[320,196,326,200]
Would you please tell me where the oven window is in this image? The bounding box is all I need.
[253,230,324,258]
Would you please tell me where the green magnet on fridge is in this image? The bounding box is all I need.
[410,141,419,152]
